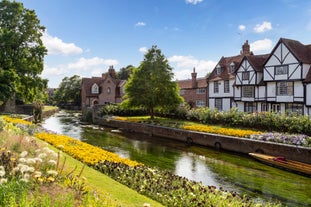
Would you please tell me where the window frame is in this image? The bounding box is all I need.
[242,86,254,98]
[276,81,293,96]
[244,102,257,113]
[224,80,230,93]
[91,83,99,94]
[215,98,222,111]
[213,81,219,93]
[275,65,288,75]
[242,71,250,80]
[196,88,206,94]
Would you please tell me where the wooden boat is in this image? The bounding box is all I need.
[249,153,311,177]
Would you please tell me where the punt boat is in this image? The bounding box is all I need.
[249,152,311,177]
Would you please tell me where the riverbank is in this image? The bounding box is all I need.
[94,116,311,165]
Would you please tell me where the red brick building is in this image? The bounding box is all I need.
[177,68,208,108]
[81,66,126,115]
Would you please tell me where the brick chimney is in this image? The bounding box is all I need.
[191,67,197,88]
[241,40,251,56]
[108,65,116,78]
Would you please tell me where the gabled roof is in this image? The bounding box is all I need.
[266,38,311,65]
[207,54,244,81]
[81,77,103,97]
[242,54,270,72]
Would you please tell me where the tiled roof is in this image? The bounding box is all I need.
[177,77,207,89]
[280,38,311,64]
[81,77,103,97]
[245,54,270,72]
[207,54,244,81]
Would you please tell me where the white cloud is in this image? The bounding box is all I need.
[135,22,146,27]
[185,0,203,5]
[68,57,118,70]
[139,47,148,53]
[250,38,273,52]
[168,55,216,80]
[42,65,67,77]
[253,21,272,33]
[238,25,246,31]
[42,31,83,55]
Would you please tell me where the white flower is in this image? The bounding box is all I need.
[0,170,5,177]
[48,160,57,165]
[33,171,42,178]
[38,153,47,159]
[0,178,7,184]
[19,158,26,163]
[47,170,58,176]
[23,173,30,180]
[20,151,28,158]
[0,166,4,171]
[26,158,36,165]
[27,166,35,173]
[34,157,43,163]
[35,149,41,153]
[20,178,29,183]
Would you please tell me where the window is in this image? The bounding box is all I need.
[215,99,222,111]
[107,87,111,94]
[242,72,250,80]
[91,84,99,94]
[245,102,257,113]
[230,63,235,73]
[214,81,219,93]
[224,80,230,93]
[285,103,303,115]
[277,82,293,96]
[180,89,185,95]
[216,66,222,75]
[242,86,254,98]
[196,88,206,94]
[196,100,205,107]
[275,65,288,75]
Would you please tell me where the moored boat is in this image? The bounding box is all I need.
[249,153,311,177]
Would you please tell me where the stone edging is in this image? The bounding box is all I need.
[94,117,311,164]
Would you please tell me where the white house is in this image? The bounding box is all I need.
[234,54,269,112]
[263,38,311,115]
[207,40,250,111]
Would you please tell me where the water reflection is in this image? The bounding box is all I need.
[41,111,311,207]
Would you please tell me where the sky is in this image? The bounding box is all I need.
[18,0,311,88]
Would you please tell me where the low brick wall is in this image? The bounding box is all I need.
[94,117,311,164]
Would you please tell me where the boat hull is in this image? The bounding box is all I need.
[249,153,311,177]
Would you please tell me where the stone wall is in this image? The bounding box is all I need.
[94,117,311,164]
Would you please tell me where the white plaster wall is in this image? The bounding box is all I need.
[288,64,301,80]
[222,98,231,111]
[307,84,311,106]
[303,64,310,78]
[266,82,276,97]
[294,81,304,97]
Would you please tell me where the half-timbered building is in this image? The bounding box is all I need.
[234,54,269,112]
[207,40,251,111]
[263,38,311,115]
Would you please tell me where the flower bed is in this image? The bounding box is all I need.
[250,133,311,147]
[35,133,141,167]
[182,125,262,138]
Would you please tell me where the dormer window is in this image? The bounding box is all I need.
[230,62,235,73]
[91,83,99,94]
[216,65,222,75]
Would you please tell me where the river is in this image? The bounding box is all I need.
[41,111,311,207]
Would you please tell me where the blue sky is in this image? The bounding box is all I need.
[19,0,311,88]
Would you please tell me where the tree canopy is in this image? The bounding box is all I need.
[116,65,135,80]
[53,75,82,107]
[123,45,183,118]
[0,0,47,104]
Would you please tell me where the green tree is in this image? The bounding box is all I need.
[53,75,82,107]
[123,45,183,119]
[116,65,135,80]
[0,0,47,104]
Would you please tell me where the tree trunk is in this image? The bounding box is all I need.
[150,108,154,119]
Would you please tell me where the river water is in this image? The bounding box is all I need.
[42,111,311,206]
